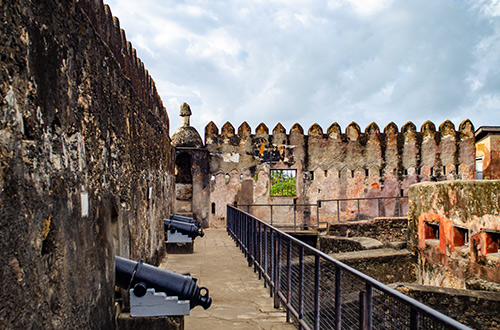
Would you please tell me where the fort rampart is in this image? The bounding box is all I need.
[0,1,174,328]
[204,119,475,225]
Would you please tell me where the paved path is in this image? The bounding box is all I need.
[160,229,295,330]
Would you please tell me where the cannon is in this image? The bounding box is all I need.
[164,219,204,241]
[169,214,201,228]
[115,256,212,314]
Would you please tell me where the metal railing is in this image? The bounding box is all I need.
[236,196,408,231]
[227,205,470,330]
[235,203,318,229]
[318,196,408,222]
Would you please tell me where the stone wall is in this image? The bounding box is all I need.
[327,217,408,242]
[407,181,500,291]
[205,120,475,226]
[393,283,500,330]
[0,1,174,328]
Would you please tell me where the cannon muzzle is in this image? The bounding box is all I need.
[164,219,204,239]
[115,256,212,310]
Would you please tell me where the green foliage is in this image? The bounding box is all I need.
[270,170,296,197]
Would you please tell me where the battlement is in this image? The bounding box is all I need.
[78,0,168,129]
[205,119,474,146]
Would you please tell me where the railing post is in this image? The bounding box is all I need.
[243,214,247,257]
[298,245,304,330]
[359,284,372,330]
[366,284,372,329]
[274,234,281,308]
[335,267,342,330]
[294,204,297,232]
[378,198,381,217]
[257,221,263,280]
[359,291,366,330]
[286,239,292,323]
[316,200,320,228]
[270,231,274,297]
[314,255,321,330]
[398,197,401,217]
[263,226,268,288]
[270,205,273,226]
[410,308,420,330]
[248,215,253,267]
[337,200,340,222]
[357,199,360,221]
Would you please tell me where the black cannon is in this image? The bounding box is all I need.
[164,219,204,239]
[169,214,201,228]
[115,256,211,310]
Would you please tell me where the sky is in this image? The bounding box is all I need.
[105,0,500,137]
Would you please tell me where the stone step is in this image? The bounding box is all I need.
[319,235,384,254]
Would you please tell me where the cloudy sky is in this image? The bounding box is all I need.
[105,0,500,137]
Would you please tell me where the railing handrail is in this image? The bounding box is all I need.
[227,205,471,330]
[235,203,317,207]
[319,196,408,202]
[236,195,409,229]
[236,196,408,207]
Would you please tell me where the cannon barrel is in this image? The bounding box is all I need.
[115,256,211,310]
[169,214,201,227]
[164,219,204,239]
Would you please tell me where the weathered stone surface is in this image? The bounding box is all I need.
[408,180,500,290]
[329,249,417,284]
[327,217,408,242]
[171,126,203,148]
[203,120,475,226]
[0,1,174,328]
[319,236,384,253]
[175,184,193,200]
[392,283,500,330]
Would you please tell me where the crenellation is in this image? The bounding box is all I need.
[78,0,169,129]
[364,122,382,169]
[402,122,418,173]
[238,121,251,139]
[221,122,235,144]
[365,122,380,141]
[255,122,269,135]
[325,122,339,140]
[291,123,304,134]
[271,123,287,147]
[439,119,456,137]
[439,120,457,178]
[346,121,361,141]
[308,123,324,136]
[205,121,219,145]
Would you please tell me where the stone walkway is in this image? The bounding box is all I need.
[160,229,295,330]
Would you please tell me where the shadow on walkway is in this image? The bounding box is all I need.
[160,228,295,330]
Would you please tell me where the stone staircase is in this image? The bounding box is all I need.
[319,217,416,284]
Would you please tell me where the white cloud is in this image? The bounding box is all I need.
[105,0,500,135]
[346,0,394,16]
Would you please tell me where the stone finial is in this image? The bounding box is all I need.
[180,103,192,127]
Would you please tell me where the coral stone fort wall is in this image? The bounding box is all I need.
[191,118,475,226]
[1,1,174,328]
